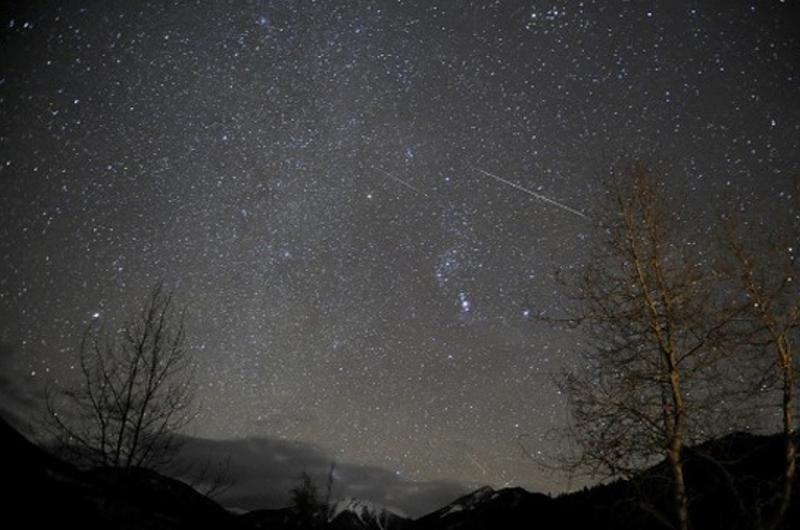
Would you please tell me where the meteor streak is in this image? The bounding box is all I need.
[376,168,427,196]
[472,167,588,220]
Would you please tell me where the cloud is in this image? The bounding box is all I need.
[174,434,470,517]
[0,343,468,517]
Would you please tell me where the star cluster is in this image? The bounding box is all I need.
[1,0,798,495]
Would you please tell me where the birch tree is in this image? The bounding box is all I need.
[559,167,739,530]
[722,186,799,530]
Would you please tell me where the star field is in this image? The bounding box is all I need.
[1,0,798,500]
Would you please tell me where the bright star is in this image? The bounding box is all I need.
[459,292,471,313]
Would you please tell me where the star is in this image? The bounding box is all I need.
[0,0,796,517]
[458,292,471,313]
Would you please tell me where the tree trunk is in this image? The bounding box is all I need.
[667,444,690,530]
[774,347,796,529]
[668,367,690,530]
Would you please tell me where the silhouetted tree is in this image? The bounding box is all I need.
[182,452,235,500]
[721,191,799,529]
[290,471,326,530]
[557,166,742,530]
[46,284,195,470]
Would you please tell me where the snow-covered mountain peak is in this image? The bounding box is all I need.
[461,485,495,503]
[329,497,407,530]
[437,486,498,517]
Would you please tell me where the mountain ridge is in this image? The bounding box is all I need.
[2,415,798,530]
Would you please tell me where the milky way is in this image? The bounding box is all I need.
[1,0,798,503]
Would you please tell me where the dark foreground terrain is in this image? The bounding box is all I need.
[3,417,797,529]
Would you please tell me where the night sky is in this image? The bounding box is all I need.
[1,0,799,516]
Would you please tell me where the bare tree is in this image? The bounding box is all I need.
[557,166,741,530]
[290,471,326,530]
[181,452,235,500]
[721,198,799,529]
[46,284,196,470]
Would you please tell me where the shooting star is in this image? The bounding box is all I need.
[466,452,489,476]
[376,168,428,196]
[472,166,588,220]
